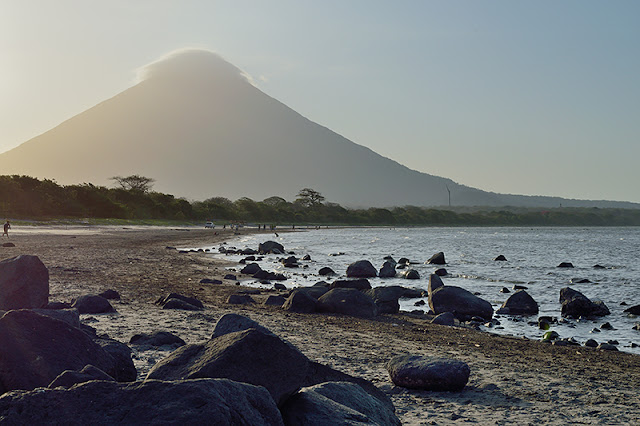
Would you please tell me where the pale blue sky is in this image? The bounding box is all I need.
[1,1,639,202]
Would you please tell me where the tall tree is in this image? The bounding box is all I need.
[110,175,155,193]
[296,188,325,208]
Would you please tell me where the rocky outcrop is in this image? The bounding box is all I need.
[0,379,284,425]
[429,286,493,321]
[0,255,49,310]
[317,288,377,318]
[386,355,470,391]
[496,290,539,315]
[146,328,309,407]
[560,287,610,318]
[346,260,377,278]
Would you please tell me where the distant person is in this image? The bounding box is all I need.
[2,220,10,238]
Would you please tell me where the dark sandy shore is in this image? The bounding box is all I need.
[2,226,640,425]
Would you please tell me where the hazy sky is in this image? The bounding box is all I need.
[2,1,639,202]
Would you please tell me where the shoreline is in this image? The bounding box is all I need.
[2,226,640,424]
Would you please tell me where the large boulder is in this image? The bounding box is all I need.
[426,252,446,265]
[289,286,329,300]
[281,381,401,426]
[496,290,539,315]
[317,288,377,318]
[330,279,372,291]
[71,294,116,314]
[93,337,137,382]
[318,267,336,276]
[283,290,318,313]
[428,286,493,321]
[401,269,420,280]
[427,274,445,295]
[48,364,115,389]
[0,379,284,425]
[559,287,610,318]
[378,261,397,278]
[0,310,121,394]
[258,240,285,254]
[387,355,470,391]
[346,260,377,278]
[145,328,309,407]
[211,313,276,339]
[363,286,413,314]
[0,255,49,310]
[29,308,80,328]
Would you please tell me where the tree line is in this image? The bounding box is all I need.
[1,175,640,226]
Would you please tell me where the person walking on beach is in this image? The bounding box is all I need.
[2,220,10,238]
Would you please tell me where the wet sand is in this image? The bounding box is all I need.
[2,226,640,425]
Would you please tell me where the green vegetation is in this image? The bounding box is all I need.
[1,175,640,226]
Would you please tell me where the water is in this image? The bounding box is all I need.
[202,227,640,354]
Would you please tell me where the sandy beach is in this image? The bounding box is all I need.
[2,226,640,425]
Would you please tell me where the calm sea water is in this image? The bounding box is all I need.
[206,227,640,355]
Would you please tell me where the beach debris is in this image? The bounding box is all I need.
[496,290,539,316]
[346,260,377,278]
[426,251,446,265]
[386,355,470,391]
[318,267,336,276]
[429,285,494,321]
[72,294,116,314]
[0,310,124,394]
[48,364,115,389]
[378,260,397,278]
[317,288,377,318]
[258,240,285,255]
[431,312,456,326]
[494,255,508,261]
[0,255,49,310]
[283,290,318,313]
[559,287,610,318]
[281,381,401,426]
[0,378,284,425]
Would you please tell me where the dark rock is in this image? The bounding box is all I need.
[346,260,377,278]
[386,355,470,391]
[27,308,80,328]
[162,298,202,311]
[45,301,72,310]
[558,262,574,268]
[268,272,287,281]
[597,343,618,351]
[72,294,116,314]
[500,287,511,293]
[199,278,223,284]
[94,337,137,382]
[593,264,606,269]
[426,252,446,265]
[428,274,445,295]
[402,269,420,279]
[226,294,256,305]
[252,269,270,280]
[157,293,204,310]
[258,240,285,254]
[624,304,640,315]
[414,300,426,306]
[240,263,262,275]
[429,286,493,321]
[211,313,277,339]
[302,254,311,261]
[146,328,309,407]
[364,286,403,314]
[317,288,377,318]
[330,278,372,291]
[318,267,336,276]
[223,274,237,280]
[571,278,592,284]
[494,255,507,261]
[495,290,539,315]
[273,282,287,291]
[434,268,448,276]
[2,242,15,247]
[281,381,401,426]
[48,364,115,389]
[559,287,610,318]
[378,261,397,278]
[98,289,121,300]
[283,290,318,313]
[397,258,410,265]
[584,339,598,348]
[431,312,455,326]
[0,255,49,310]
[290,286,329,300]
[130,331,186,347]
[280,256,299,268]
[0,310,121,393]
[513,284,528,290]
[264,295,286,306]
[1,379,284,425]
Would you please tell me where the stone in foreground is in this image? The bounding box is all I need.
[0,255,49,310]
[0,379,283,425]
[386,355,470,391]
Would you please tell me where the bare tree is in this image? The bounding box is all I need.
[110,175,156,193]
